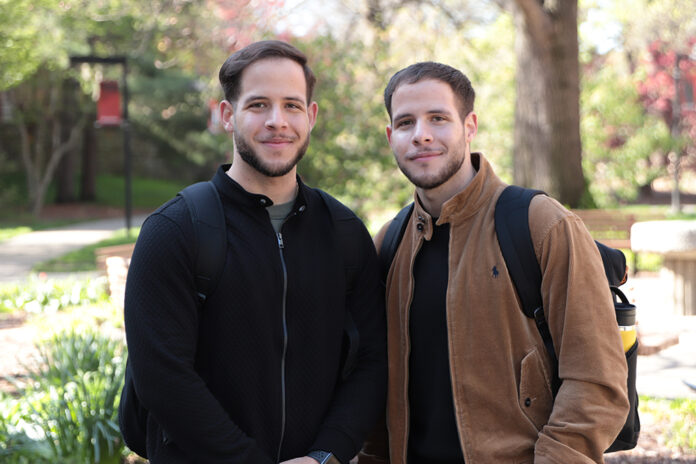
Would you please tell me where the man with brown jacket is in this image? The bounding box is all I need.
[359,62,629,463]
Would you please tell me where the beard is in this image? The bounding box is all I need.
[395,147,466,190]
[234,130,310,178]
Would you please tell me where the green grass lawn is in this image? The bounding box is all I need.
[0,175,184,241]
[93,174,186,209]
[0,226,32,242]
[32,228,140,273]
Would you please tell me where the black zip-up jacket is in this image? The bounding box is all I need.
[124,166,387,463]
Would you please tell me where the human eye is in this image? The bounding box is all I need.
[286,102,304,111]
[395,119,413,128]
[247,101,267,109]
[431,115,447,122]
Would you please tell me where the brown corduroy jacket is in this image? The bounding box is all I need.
[360,154,629,464]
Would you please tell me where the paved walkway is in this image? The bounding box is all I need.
[0,218,694,400]
[0,214,148,282]
[624,275,696,400]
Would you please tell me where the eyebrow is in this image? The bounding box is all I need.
[242,95,306,105]
[393,109,452,122]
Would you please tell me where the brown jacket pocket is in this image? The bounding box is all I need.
[518,347,553,431]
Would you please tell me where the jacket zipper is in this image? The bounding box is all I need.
[402,236,423,464]
[276,231,289,464]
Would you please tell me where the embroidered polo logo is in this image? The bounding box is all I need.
[492,265,499,278]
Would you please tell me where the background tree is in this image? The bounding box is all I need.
[609,0,696,209]
[10,71,88,216]
[581,52,671,206]
[1,0,284,216]
[505,0,586,207]
[636,38,696,208]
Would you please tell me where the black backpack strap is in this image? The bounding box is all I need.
[316,189,362,380]
[178,181,227,305]
[119,181,226,459]
[495,185,561,396]
[379,203,414,282]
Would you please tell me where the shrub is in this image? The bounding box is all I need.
[0,275,109,314]
[4,329,126,463]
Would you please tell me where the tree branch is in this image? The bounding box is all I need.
[42,116,86,191]
[513,0,552,47]
[15,111,37,201]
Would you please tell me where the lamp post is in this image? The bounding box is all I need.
[69,55,133,236]
[671,53,683,214]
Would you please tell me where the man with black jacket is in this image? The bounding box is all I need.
[123,40,387,464]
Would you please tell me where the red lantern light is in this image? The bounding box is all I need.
[97,81,122,126]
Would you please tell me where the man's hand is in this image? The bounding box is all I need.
[280,457,319,464]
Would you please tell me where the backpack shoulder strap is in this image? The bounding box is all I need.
[494,185,545,318]
[495,185,561,395]
[379,203,414,281]
[316,189,362,380]
[178,181,226,305]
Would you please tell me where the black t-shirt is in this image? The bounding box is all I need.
[408,222,465,464]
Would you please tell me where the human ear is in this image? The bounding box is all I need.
[308,101,318,130]
[220,100,235,133]
[465,112,478,143]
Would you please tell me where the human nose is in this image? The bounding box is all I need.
[265,106,288,130]
[411,121,433,145]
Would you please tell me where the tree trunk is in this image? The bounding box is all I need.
[56,80,79,203]
[56,143,76,203]
[80,113,97,201]
[511,0,585,207]
[31,119,84,217]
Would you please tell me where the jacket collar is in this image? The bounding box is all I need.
[412,153,505,234]
[212,164,309,212]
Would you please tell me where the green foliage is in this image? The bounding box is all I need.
[610,0,696,55]
[296,34,410,222]
[581,53,671,206]
[33,227,140,273]
[640,396,696,451]
[0,0,63,91]
[0,275,109,314]
[31,329,124,386]
[1,329,127,464]
[0,393,54,464]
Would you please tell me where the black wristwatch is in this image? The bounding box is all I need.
[307,450,340,464]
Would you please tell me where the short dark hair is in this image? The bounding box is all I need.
[219,40,316,104]
[383,62,475,121]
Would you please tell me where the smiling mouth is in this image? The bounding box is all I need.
[409,151,441,161]
[261,138,294,147]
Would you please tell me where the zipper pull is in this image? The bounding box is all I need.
[277,232,284,249]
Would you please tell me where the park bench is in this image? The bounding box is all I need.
[571,209,635,250]
[95,243,135,273]
[571,209,637,272]
[95,243,135,306]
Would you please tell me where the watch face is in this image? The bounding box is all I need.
[308,450,339,464]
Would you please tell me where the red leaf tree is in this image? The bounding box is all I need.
[637,38,696,142]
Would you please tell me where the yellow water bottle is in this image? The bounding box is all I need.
[612,287,637,352]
